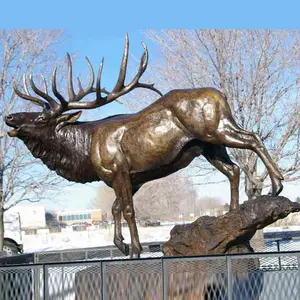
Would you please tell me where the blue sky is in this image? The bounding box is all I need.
[1,0,299,30]
[2,0,300,211]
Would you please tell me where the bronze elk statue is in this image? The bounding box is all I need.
[6,35,283,257]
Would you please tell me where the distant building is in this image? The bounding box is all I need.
[10,205,46,230]
[57,209,102,225]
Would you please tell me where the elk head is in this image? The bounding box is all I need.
[6,34,162,140]
[5,109,82,140]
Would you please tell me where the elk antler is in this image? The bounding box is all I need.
[13,34,163,117]
[108,34,163,102]
[13,75,47,108]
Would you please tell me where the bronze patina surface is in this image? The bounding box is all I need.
[163,196,298,256]
[5,34,283,257]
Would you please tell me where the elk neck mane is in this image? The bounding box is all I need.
[21,122,99,183]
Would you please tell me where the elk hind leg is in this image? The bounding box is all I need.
[216,126,283,196]
[112,198,129,256]
[113,172,142,258]
[203,145,240,210]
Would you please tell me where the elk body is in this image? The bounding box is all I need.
[5,35,283,257]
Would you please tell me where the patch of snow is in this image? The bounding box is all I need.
[263,226,300,233]
[22,225,175,253]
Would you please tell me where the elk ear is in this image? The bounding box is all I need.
[56,111,82,132]
[57,111,82,124]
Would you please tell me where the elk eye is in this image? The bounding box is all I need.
[37,116,46,122]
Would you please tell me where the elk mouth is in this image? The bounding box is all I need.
[7,128,19,137]
[5,118,19,137]
[7,125,19,137]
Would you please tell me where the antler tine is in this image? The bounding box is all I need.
[136,82,163,96]
[91,59,110,95]
[29,75,60,110]
[96,57,104,102]
[66,53,76,102]
[22,74,30,95]
[122,41,148,93]
[121,42,163,97]
[96,57,124,103]
[63,57,105,110]
[72,56,95,102]
[84,57,95,93]
[77,77,84,93]
[111,33,129,94]
[52,67,68,108]
[40,75,48,94]
[107,40,163,101]
[13,77,46,107]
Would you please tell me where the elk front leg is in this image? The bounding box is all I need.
[112,171,142,258]
[203,145,240,210]
[112,198,129,256]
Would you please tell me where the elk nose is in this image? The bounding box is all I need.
[6,115,13,121]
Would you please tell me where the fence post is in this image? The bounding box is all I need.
[33,267,41,300]
[297,254,300,298]
[101,261,106,300]
[276,239,280,252]
[227,256,232,300]
[276,240,282,270]
[62,266,65,300]
[163,258,168,300]
[43,264,49,300]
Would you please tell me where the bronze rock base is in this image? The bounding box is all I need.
[163,196,300,256]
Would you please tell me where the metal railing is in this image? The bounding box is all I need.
[32,238,300,264]
[34,241,163,264]
[0,251,300,299]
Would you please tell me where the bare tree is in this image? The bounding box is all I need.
[133,174,197,221]
[144,30,300,200]
[89,185,116,220]
[196,197,223,210]
[0,30,66,250]
[89,175,197,222]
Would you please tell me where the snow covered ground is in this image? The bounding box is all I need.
[263,225,300,232]
[22,225,175,253]
[22,224,300,254]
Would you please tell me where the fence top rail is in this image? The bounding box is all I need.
[228,251,300,260]
[32,237,300,256]
[1,249,300,269]
[34,241,164,255]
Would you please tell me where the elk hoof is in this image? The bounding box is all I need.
[270,179,283,196]
[275,182,284,195]
[130,243,142,258]
[119,243,130,256]
[130,251,140,258]
[124,244,130,256]
[114,239,129,256]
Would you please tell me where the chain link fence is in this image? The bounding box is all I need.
[1,238,300,299]
[0,251,300,299]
